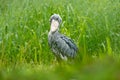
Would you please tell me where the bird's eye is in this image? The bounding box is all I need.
[56,18,58,20]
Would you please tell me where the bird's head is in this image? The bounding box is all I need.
[49,14,62,32]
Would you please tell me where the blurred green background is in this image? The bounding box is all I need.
[0,0,120,80]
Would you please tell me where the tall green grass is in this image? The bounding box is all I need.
[0,0,120,79]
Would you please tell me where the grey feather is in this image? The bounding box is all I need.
[48,31,78,60]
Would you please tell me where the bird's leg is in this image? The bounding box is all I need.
[60,54,67,61]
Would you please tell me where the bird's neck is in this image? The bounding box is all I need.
[49,29,59,35]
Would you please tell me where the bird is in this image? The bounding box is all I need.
[48,14,78,62]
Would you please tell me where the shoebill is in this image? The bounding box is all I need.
[48,14,78,62]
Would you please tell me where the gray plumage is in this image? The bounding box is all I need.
[48,14,78,61]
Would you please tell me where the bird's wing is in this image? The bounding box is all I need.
[61,35,78,51]
[55,35,78,58]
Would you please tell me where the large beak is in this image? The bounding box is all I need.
[50,19,59,32]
